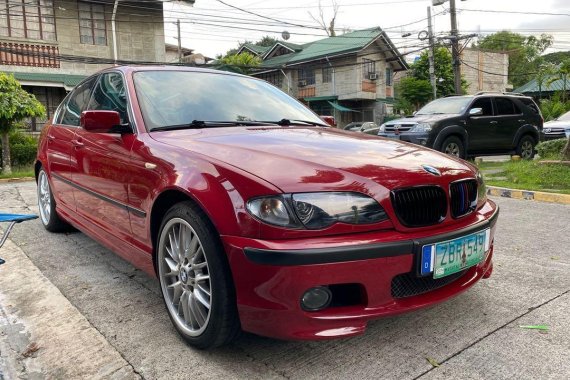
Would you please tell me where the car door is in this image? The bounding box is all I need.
[71,72,136,239]
[464,97,495,151]
[493,97,522,150]
[46,77,97,211]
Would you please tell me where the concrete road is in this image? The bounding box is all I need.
[1,181,569,379]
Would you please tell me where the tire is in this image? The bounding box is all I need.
[37,168,71,232]
[516,135,536,160]
[156,201,240,349]
[440,136,465,159]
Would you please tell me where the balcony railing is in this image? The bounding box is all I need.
[0,42,60,68]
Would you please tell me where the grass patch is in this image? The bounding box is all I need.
[478,160,570,194]
[0,165,34,180]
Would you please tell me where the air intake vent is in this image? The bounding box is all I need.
[450,179,478,218]
[391,186,447,227]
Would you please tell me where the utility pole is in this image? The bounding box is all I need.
[449,0,462,94]
[176,19,182,63]
[427,6,437,99]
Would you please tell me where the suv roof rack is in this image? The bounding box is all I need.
[475,91,526,97]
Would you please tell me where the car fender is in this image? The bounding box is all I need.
[433,125,468,151]
[512,125,539,147]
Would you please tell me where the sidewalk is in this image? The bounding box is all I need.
[0,238,140,380]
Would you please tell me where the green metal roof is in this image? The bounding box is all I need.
[4,71,87,88]
[514,77,570,94]
[239,43,271,56]
[304,95,338,102]
[260,28,390,68]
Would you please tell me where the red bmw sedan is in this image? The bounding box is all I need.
[36,66,498,349]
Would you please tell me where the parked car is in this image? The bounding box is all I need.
[36,66,498,349]
[542,110,570,141]
[378,93,543,159]
[343,121,380,135]
[319,115,336,127]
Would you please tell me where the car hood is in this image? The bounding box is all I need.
[384,114,457,125]
[544,120,570,129]
[152,127,475,194]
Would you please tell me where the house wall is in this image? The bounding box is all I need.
[0,0,166,76]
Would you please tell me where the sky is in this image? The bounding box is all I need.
[163,0,570,59]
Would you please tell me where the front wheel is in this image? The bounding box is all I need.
[37,168,71,232]
[516,135,536,159]
[440,136,465,159]
[157,202,240,349]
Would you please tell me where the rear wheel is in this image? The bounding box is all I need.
[441,136,465,159]
[157,202,240,349]
[516,135,536,159]
[37,168,71,232]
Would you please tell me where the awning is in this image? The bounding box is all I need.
[4,71,87,91]
[304,95,338,102]
[327,101,360,112]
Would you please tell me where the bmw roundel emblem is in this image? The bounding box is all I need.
[422,165,441,176]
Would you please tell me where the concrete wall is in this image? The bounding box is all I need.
[461,48,509,94]
[0,0,166,76]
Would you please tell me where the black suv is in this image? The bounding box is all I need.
[378,93,543,159]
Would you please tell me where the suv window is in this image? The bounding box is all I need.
[495,98,519,115]
[471,98,493,116]
[60,77,97,126]
[519,97,540,115]
[88,72,128,123]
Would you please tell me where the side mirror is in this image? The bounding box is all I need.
[469,108,483,117]
[80,110,128,133]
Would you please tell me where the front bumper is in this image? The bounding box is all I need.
[540,131,569,141]
[378,132,433,147]
[222,201,498,341]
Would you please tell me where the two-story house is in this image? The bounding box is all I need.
[0,0,171,130]
[242,28,408,128]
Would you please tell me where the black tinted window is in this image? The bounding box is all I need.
[520,98,540,114]
[471,98,493,116]
[60,77,97,126]
[495,98,518,115]
[88,72,128,123]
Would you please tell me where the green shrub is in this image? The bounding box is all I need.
[0,130,38,168]
[536,138,567,159]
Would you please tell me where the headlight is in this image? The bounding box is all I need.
[409,123,432,133]
[378,123,386,134]
[246,192,388,229]
[476,171,487,206]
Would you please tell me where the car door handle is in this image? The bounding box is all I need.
[518,119,526,123]
[72,139,84,148]
[490,121,498,124]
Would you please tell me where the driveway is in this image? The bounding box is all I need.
[1,181,569,379]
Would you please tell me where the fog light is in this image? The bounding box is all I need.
[301,286,332,311]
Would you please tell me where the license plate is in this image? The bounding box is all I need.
[421,229,490,279]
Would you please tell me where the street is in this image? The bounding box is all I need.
[1,180,569,379]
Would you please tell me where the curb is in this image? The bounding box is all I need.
[0,177,34,183]
[487,186,570,205]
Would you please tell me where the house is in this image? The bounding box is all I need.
[246,28,409,127]
[0,0,172,130]
[165,43,194,63]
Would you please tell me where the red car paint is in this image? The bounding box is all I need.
[37,66,498,341]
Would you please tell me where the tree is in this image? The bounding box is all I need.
[0,73,45,174]
[219,36,279,59]
[256,36,278,47]
[308,0,339,37]
[475,31,553,88]
[411,47,466,96]
[535,60,557,100]
[215,52,262,75]
[397,77,433,110]
[546,59,570,102]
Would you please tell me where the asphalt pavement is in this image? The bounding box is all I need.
[0,181,569,380]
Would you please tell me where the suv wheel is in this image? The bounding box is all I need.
[516,135,535,159]
[441,136,465,159]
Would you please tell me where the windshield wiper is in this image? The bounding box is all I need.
[150,120,275,132]
[257,119,328,127]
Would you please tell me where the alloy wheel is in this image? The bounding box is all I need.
[521,140,533,159]
[37,171,51,225]
[445,143,461,157]
[158,218,212,336]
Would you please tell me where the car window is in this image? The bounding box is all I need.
[557,110,570,121]
[495,98,519,116]
[471,98,493,116]
[416,97,472,115]
[519,97,540,115]
[88,72,128,123]
[60,77,97,127]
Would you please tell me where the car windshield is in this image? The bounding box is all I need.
[416,97,473,115]
[557,111,570,121]
[133,70,324,130]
